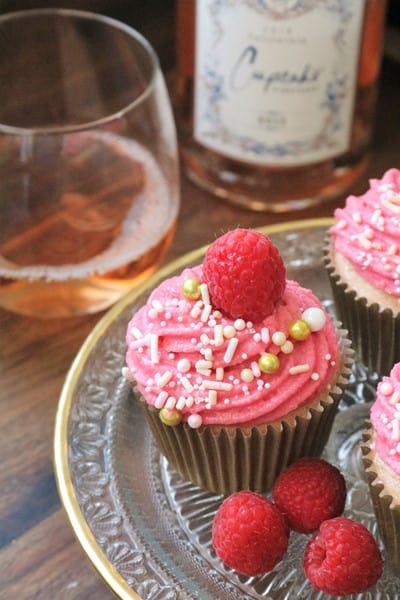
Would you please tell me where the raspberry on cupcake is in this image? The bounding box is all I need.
[125,228,353,494]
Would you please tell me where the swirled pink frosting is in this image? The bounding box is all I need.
[331,169,400,295]
[125,265,339,428]
[371,363,400,476]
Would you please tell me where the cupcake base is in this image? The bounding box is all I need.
[134,328,352,495]
[362,427,400,574]
[324,240,400,376]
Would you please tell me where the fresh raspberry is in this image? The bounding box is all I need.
[303,517,383,595]
[203,229,286,322]
[272,458,346,533]
[211,491,289,577]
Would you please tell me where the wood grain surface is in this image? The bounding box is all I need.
[1,14,400,598]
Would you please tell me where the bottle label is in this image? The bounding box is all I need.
[194,1,365,166]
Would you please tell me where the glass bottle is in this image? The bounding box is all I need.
[175,0,387,212]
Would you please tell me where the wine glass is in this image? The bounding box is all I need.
[0,8,180,317]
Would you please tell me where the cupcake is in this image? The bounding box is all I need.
[125,228,352,495]
[325,168,400,376]
[362,362,400,573]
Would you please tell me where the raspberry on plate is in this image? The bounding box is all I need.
[203,228,286,322]
[212,490,289,577]
[272,458,346,533]
[303,517,383,595]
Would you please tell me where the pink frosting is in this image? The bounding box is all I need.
[125,265,339,428]
[331,168,400,295]
[371,363,400,476]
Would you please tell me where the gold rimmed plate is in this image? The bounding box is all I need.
[54,218,398,599]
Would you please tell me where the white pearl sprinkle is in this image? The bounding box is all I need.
[302,307,326,332]
[188,414,203,429]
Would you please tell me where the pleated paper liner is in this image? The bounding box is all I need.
[324,238,400,376]
[362,427,400,574]
[132,329,353,496]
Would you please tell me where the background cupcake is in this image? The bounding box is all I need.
[362,362,400,573]
[125,229,353,495]
[325,168,400,376]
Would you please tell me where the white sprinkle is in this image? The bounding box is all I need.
[165,396,176,410]
[330,361,336,367]
[289,364,310,375]
[197,368,211,377]
[392,419,400,441]
[261,327,270,344]
[353,211,362,224]
[251,361,261,377]
[371,209,382,225]
[214,324,224,346]
[200,283,210,305]
[200,333,210,345]
[190,301,203,318]
[241,368,254,383]
[253,333,261,342]
[224,337,239,363]
[246,321,253,329]
[196,360,213,372]
[202,380,233,391]
[302,307,326,332]
[154,391,168,409]
[241,353,248,360]
[185,396,194,408]
[130,337,148,350]
[358,235,372,250]
[390,390,400,405]
[181,377,194,392]
[272,331,286,346]
[204,348,213,361]
[380,381,393,396]
[151,299,163,312]
[223,325,236,338]
[177,358,191,373]
[121,367,132,380]
[389,244,398,255]
[148,308,158,319]
[176,396,187,410]
[208,390,217,406]
[281,340,294,354]
[201,304,212,322]
[130,327,142,339]
[156,370,172,388]
[188,414,203,429]
[234,318,246,330]
[150,334,159,364]
[311,372,320,381]
[336,219,347,230]
[216,367,224,381]
[325,353,331,360]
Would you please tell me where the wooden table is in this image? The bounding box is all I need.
[1,52,399,599]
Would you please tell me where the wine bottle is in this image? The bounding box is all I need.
[175,0,387,212]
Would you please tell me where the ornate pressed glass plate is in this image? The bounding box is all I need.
[54,218,399,599]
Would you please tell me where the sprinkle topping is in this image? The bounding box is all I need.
[125,266,339,428]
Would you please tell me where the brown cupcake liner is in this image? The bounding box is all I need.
[133,328,353,496]
[324,238,400,376]
[361,427,400,574]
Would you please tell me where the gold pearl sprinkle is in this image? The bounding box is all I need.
[181,278,201,300]
[258,353,280,374]
[288,319,311,341]
[159,407,183,426]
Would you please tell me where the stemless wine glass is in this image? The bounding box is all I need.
[0,9,180,318]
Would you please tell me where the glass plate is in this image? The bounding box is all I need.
[54,218,399,600]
